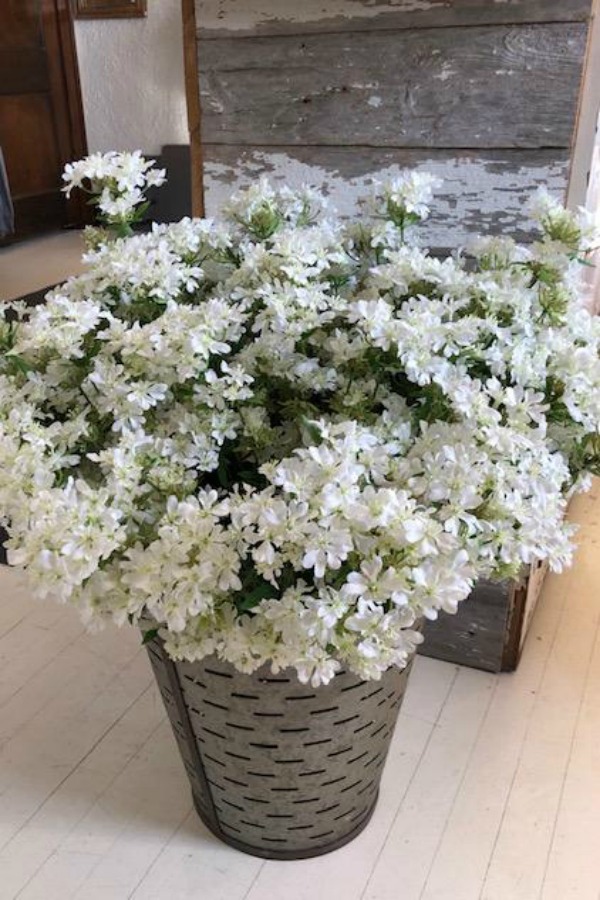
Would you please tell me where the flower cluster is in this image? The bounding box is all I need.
[62,150,166,235]
[1,154,598,685]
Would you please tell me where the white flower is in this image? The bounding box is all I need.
[301,525,354,578]
[369,171,442,222]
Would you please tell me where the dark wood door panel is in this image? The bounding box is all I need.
[0,96,62,196]
[12,192,66,233]
[0,1,44,46]
[0,51,50,97]
[0,0,87,239]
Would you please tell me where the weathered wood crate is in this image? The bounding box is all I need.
[421,561,548,672]
[183,0,595,670]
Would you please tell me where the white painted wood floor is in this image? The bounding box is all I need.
[0,485,598,900]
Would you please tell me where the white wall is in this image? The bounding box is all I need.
[74,0,189,156]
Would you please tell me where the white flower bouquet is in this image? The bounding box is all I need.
[1,155,599,686]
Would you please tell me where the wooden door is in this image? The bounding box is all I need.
[0,0,87,239]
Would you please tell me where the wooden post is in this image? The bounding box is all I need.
[182,0,204,216]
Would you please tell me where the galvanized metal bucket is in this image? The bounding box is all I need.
[146,636,414,859]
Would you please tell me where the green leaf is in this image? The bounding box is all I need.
[6,354,33,376]
[217,455,230,489]
[235,580,278,613]
[141,627,159,645]
[301,417,323,445]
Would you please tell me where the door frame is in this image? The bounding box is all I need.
[45,0,88,170]
[181,0,204,217]
[44,0,88,228]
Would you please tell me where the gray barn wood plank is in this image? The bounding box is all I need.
[203,145,569,247]
[198,24,587,149]
[196,0,592,39]
[420,578,514,672]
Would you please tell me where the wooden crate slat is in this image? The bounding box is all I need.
[196,0,592,39]
[420,578,515,673]
[198,24,586,148]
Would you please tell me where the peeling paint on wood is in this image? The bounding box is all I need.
[196,0,592,38]
[203,146,569,247]
[198,24,586,149]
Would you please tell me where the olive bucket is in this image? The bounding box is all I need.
[145,635,415,859]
